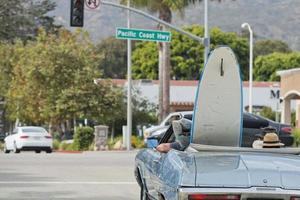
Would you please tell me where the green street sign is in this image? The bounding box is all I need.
[116,27,171,42]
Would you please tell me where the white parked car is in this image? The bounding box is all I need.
[3,126,53,153]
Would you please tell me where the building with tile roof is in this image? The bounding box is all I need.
[108,79,284,114]
[277,68,300,128]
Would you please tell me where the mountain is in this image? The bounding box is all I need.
[49,0,300,50]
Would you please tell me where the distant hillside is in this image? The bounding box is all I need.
[49,0,300,50]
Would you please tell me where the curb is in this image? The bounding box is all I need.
[54,150,83,154]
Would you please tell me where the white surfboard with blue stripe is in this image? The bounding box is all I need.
[191,46,243,146]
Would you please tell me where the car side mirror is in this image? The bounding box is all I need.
[146,135,159,148]
[5,132,9,137]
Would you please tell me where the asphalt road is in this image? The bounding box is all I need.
[0,151,140,200]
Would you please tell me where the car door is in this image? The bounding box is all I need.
[142,148,164,199]
[147,126,175,199]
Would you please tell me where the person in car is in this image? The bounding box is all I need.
[156,118,191,153]
[252,134,264,149]
[262,132,284,148]
[252,127,284,149]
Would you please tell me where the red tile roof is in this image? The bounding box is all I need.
[170,101,194,106]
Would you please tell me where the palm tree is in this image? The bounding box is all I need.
[122,0,198,122]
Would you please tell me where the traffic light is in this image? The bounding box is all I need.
[70,0,84,27]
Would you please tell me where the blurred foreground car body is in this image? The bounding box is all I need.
[146,111,293,148]
[135,124,300,200]
[4,126,53,153]
[136,46,299,199]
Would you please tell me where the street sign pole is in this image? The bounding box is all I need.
[126,0,132,151]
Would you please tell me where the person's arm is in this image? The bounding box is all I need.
[156,141,184,153]
[156,143,171,153]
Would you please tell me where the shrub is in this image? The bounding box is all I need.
[88,141,95,151]
[292,128,300,147]
[0,142,3,151]
[59,141,73,150]
[108,136,122,150]
[65,143,75,151]
[72,126,94,151]
[53,139,60,150]
[131,135,145,149]
[107,135,145,149]
[53,132,61,141]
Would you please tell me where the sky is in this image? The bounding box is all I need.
[49,0,300,50]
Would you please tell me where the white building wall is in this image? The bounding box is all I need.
[243,87,280,111]
[130,81,295,111]
[170,86,197,103]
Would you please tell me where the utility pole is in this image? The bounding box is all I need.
[126,0,132,151]
[204,0,210,65]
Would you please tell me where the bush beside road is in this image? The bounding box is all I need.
[51,126,145,152]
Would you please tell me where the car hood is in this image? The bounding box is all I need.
[193,152,300,190]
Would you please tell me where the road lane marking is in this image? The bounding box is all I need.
[0,181,137,185]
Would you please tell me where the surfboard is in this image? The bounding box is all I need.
[191,46,243,146]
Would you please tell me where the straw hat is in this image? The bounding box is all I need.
[262,132,284,148]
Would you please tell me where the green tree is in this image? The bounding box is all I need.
[101,87,157,137]
[0,0,58,41]
[95,37,127,79]
[254,39,291,58]
[5,29,122,134]
[132,26,248,80]
[254,52,300,81]
[0,43,16,97]
[259,107,276,121]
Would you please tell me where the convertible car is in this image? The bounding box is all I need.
[135,125,300,200]
[134,47,300,200]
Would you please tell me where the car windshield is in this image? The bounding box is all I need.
[21,127,47,134]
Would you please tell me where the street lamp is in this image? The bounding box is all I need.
[241,22,253,114]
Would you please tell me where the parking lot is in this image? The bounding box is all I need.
[0,151,139,200]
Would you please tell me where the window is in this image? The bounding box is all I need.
[21,127,47,134]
